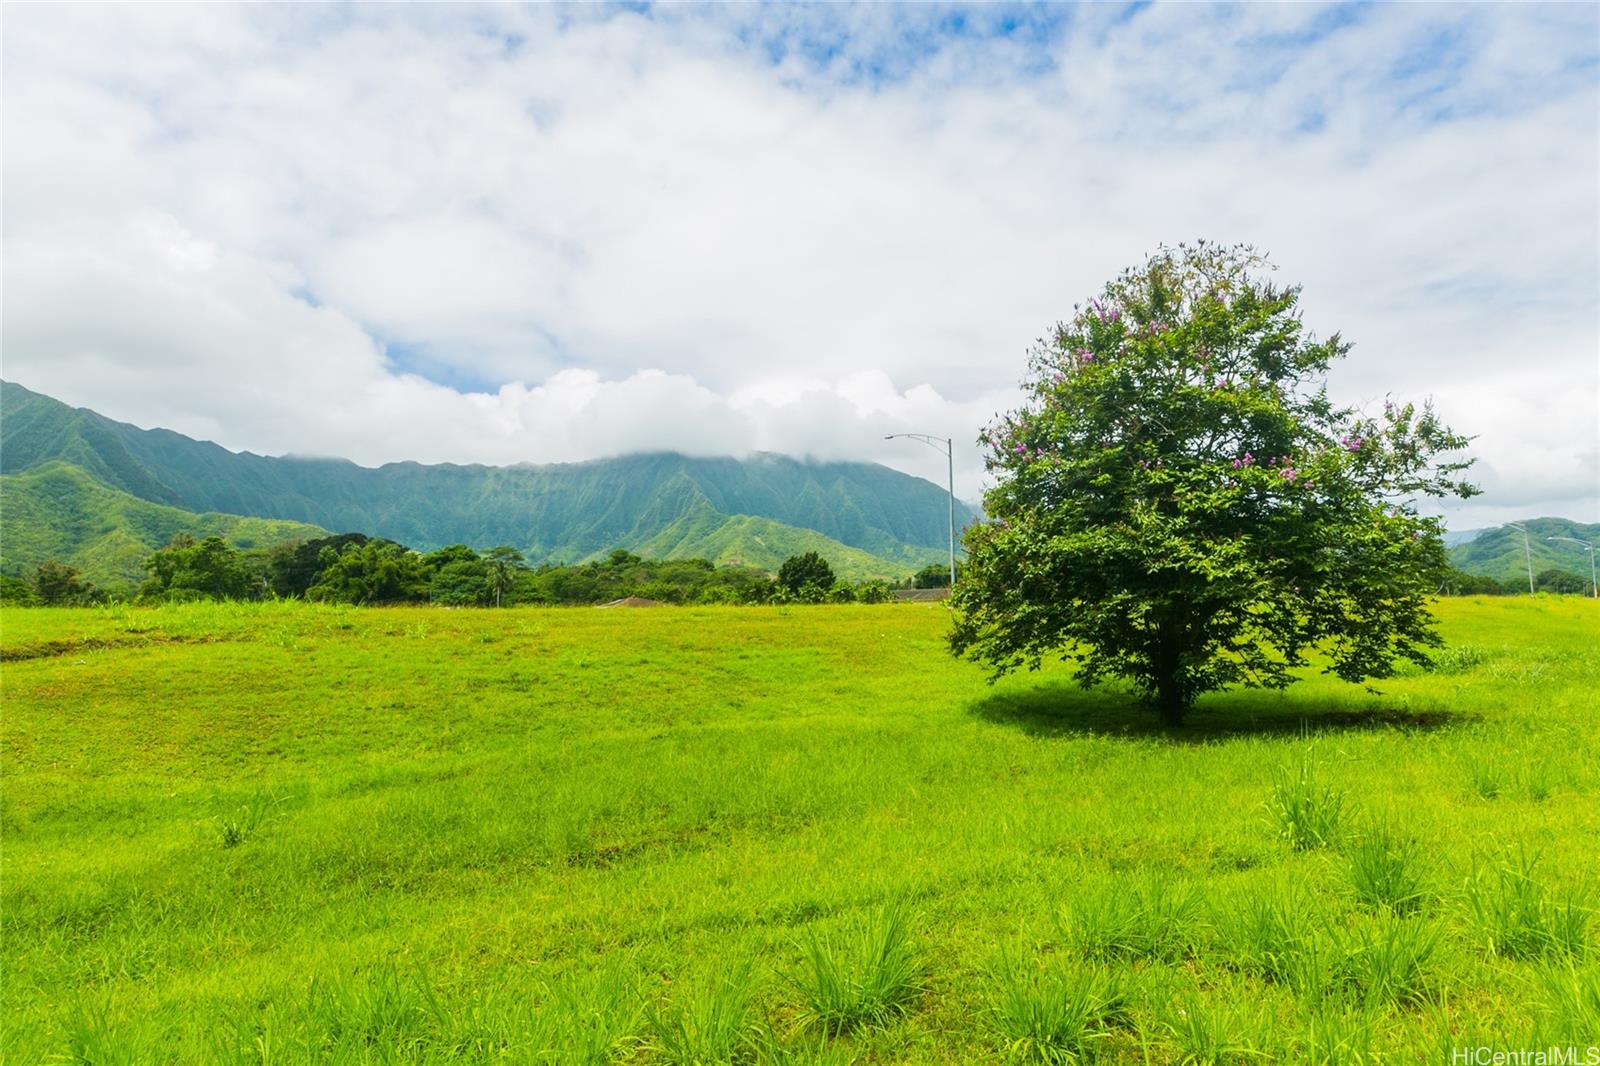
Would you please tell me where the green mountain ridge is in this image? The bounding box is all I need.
[1,460,326,586]
[1447,517,1599,585]
[0,381,967,581]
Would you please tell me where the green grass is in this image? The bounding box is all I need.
[1,596,1596,1062]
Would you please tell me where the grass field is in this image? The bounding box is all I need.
[2,597,1596,1063]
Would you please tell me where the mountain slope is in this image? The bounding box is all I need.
[0,461,326,586]
[1,381,970,577]
[1448,518,1599,584]
[626,500,939,581]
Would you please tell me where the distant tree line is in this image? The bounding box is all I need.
[1438,566,1594,596]
[0,535,907,606]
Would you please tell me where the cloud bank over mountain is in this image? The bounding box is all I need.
[3,4,1595,523]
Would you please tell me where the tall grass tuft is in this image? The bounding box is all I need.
[1218,888,1313,984]
[1536,964,1600,1045]
[1302,1003,1380,1066]
[788,901,923,1035]
[217,793,279,849]
[987,953,1127,1064]
[1335,917,1441,1007]
[305,963,433,1053]
[1347,830,1428,914]
[646,960,761,1065]
[1268,751,1345,851]
[61,1000,168,1066]
[1518,760,1555,803]
[1467,853,1592,961]
[1160,991,1276,1065]
[538,967,645,1064]
[1058,875,1202,962]
[1467,761,1503,800]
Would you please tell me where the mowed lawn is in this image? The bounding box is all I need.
[2,598,1596,1063]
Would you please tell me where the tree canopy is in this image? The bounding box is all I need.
[950,243,1477,723]
[777,551,838,601]
[142,534,252,600]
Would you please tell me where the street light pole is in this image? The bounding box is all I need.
[1507,522,1535,594]
[1547,536,1598,598]
[885,433,957,588]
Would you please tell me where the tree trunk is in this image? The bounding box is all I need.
[1153,623,1189,726]
[1155,682,1188,727]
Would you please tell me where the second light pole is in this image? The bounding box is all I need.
[885,433,956,588]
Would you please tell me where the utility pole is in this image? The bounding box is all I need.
[885,433,957,588]
[1507,523,1535,594]
[1547,536,1598,598]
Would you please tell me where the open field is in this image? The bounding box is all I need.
[2,597,1597,1063]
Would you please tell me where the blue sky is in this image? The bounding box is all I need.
[3,2,1596,526]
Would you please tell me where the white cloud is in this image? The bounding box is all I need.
[2,3,1595,519]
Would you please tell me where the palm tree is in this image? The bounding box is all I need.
[484,545,526,607]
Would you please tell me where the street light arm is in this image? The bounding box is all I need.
[885,432,958,589]
[884,432,951,456]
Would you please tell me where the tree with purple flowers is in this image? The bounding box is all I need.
[950,243,1477,724]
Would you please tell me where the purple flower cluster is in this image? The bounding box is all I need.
[1074,347,1095,366]
[1089,298,1121,325]
[1340,434,1363,452]
[1232,452,1255,469]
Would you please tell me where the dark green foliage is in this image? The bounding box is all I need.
[142,535,253,601]
[778,552,837,599]
[1439,567,1513,595]
[0,574,39,606]
[421,544,488,605]
[951,243,1477,723]
[268,534,373,598]
[483,546,526,607]
[31,560,100,605]
[910,562,958,588]
[306,540,431,605]
[0,381,967,578]
[1536,568,1589,595]
[510,551,774,606]
[856,580,892,604]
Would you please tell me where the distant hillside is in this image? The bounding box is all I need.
[626,502,928,582]
[1,381,968,580]
[1,460,326,586]
[1448,517,1599,583]
[1441,527,1486,548]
